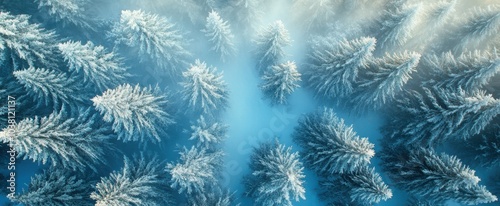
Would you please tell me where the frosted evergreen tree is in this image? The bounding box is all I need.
[422,50,500,93]
[110,10,190,77]
[92,84,174,143]
[202,11,236,62]
[189,115,228,149]
[35,0,93,29]
[321,166,392,205]
[91,154,173,206]
[374,3,422,51]
[244,140,305,206]
[181,60,229,116]
[58,41,128,92]
[10,167,93,206]
[0,108,113,172]
[451,5,500,52]
[393,88,500,146]
[166,146,223,196]
[293,108,375,174]
[353,51,420,111]
[304,37,376,98]
[260,61,301,105]
[253,20,291,72]
[0,12,58,69]
[13,67,85,108]
[381,147,497,205]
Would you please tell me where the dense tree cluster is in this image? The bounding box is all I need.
[0,1,499,206]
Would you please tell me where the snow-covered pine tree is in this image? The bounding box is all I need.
[203,11,236,62]
[381,146,497,205]
[293,108,375,174]
[110,10,190,77]
[244,140,305,206]
[181,60,229,116]
[421,50,500,93]
[166,146,223,196]
[260,61,301,105]
[0,12,58,69]
[374,3,422,51]
[35,0,94,29]
[392,88,500,146]
[320,166,392,205]
[304,37,376,99]
[292,0,337,32]
[0,108,113,172]
[91,154,173,206]
[91,84,174,143]
[13,67,85,108]
[189,115,228,149]
[11,167,93,206]
[353,51,420,111]
[450,5,500,53]
[58,41,129,92]
[253,20,291,72]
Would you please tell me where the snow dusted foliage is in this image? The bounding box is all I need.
[0,12,57,69]
[451,5,500,52]
[304,37,376,99]
[189,115,228,149]
[292,0,337,32]
[91,154,173,206]
[353,51,420,111]
[321,166,392,205]
[244,140,305,206]
[181,60,229,116]
[421,50,500,93]
[426,0,456,27]
[110,10,190,77]
[223,0,263,34]
[374,3,423,51]
[35,0,93,29]
[253,20,291,72]
[11,167,93,206]
[13,67,85,108]
[293,108,375,175]
[58,41,128,92]
[381,147,497,205]
[166,146,223,196]
[0,108,112,172]
[392,88,500,146]
[260,61,301,105]
[203,11,236,62]
[91,84,174,143]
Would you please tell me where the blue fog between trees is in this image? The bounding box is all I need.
[0,0,499,205]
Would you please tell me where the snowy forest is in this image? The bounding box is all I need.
[0,0,499,205]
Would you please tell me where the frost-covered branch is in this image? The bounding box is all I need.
[203,11,236,62]
[244,140,305,206]
[181,60,229,116]
[260,61,301,104]
[92,84,174,143]
[293,107,375,174]
[58,41,129,92]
